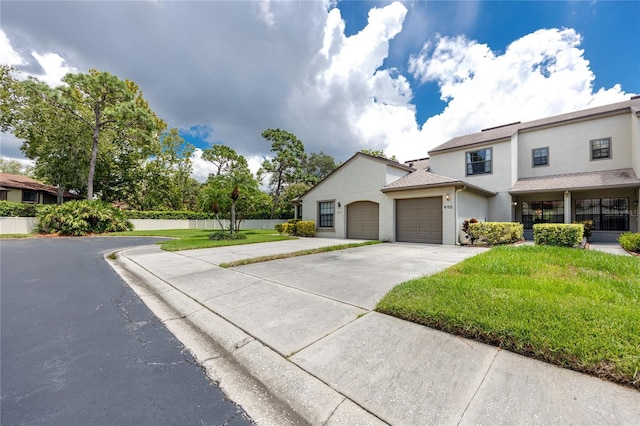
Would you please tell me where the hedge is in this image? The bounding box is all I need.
[618,232,640,253]
[466,221,524,246]
[278,219,315,237]
[0,201,43,217]
[35,200,133,236]
[122,210,217,220]
[533,223,583,247]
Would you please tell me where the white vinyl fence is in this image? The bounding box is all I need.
[0,217,285,234]
[0,217,37,234]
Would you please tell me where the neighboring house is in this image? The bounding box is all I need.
[0,173,79,204]
[299,97,640,244]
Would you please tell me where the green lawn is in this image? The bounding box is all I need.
[110,228,294,251]
[376,245,640,389]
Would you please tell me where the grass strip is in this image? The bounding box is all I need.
[376,245,640,389]
[220,240,381,268]
[0,233,33,239]
[109,228,294,251]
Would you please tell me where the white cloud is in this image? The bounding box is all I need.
[408,28,630,155]
[190,148,217,183]
[0,30,24,65]
[285,2,421,158]
[30,51,76,87]
[1,2,634,177]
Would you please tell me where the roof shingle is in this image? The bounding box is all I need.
[430,97,640,154]
[509,168,640,194]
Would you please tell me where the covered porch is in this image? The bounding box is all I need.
[509,169,640,242]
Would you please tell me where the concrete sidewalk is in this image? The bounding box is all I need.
[110,239,640,425]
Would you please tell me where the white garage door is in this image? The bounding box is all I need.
[396,197,443,244]
[347,201,379,240]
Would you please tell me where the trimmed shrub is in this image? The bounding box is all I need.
[36,200,133,236]
[618,232,640,253]
[467,222,524,246]
[281,222,295,235]
[533,223,583,247]
[295,221,316,237]
[209,231,247,240]
[275,223,284,235]
[0,201,43,217]
[123,210,216,220]
[280,219,315,237]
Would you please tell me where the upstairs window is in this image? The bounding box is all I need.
[318,201,334,228]
[466,148,492,175]
[532,147,549,167]
[590,138,611,160]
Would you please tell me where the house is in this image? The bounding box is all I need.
[298,97,640,244]
[0,173,79,204]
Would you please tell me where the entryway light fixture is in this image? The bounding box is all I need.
[445,193,450,201]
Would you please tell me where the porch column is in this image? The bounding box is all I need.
[564,190,572,224]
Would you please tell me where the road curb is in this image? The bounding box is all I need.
[108,249,386,426]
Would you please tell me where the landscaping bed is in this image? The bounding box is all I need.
[377,245,640,389]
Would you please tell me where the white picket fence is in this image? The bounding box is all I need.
[0,217,285,234]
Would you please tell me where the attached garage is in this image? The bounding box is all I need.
[347,201,379,240]
[396,197,443,244]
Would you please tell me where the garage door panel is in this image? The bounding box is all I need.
[396,198,442,244]
[347,202,379,240]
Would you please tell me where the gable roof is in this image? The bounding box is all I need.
[381,168,496,196]
[430,97,640,154]
[509,168,640,194]
[297,152,413,200]
[0,173,78,198]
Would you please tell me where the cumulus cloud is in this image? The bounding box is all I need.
[285,2,421,159]
[1,1,634,180]
[407,28,630,154]
[0,30,24,65]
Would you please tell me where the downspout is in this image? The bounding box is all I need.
[454,185,467,245]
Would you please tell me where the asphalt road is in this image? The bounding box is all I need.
[0,237,251,426]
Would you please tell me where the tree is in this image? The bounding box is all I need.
[359,149,398,162]
[47,69,164,200]
[199,145,259,234]
[0,158,31,176]
[276,182,311,218]
[0,65,23,132]
[137,128,196,210]
[302,151,337,185]
[258,128,306,218]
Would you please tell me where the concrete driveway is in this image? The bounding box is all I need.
[116,238,640,425]
[120,240,487,358]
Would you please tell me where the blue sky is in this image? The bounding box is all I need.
[2,0,638,180]
[336,0,639,124]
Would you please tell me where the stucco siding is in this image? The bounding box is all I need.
[6,190,23,203]
[455,190,490,243]
[518,114,633,178]
[430,141,513,194]
[632,113,640,177]
[300,155,409,239]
